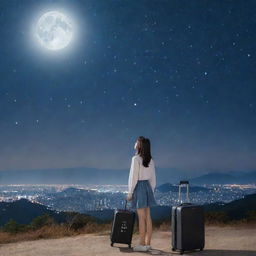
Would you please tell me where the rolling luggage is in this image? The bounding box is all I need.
[110,199,135,248]
[171,181,205,254]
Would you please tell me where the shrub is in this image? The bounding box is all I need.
[2,219,28,234]
[205,211,230,224]
[246,210,256,221]
[29,214,55,230]
[65,212,93,231]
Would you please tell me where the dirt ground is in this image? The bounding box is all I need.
[0,225,256,256]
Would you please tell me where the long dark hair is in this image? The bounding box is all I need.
[136,136,152,167]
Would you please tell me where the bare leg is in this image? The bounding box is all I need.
[137,208,147,245]
[145,207,152,245]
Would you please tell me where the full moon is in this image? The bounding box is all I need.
[36,11,73,51]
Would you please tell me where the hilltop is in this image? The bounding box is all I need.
[0,225,256,256]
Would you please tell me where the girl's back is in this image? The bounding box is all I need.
[134,155,155,181]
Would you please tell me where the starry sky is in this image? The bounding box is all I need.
[0,0,255,175]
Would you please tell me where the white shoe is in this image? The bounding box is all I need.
[133,244,148,252]
[145,245,152,250]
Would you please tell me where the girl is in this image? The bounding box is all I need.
[127,136,157,252]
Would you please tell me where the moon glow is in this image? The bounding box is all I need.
[36,11,73,51]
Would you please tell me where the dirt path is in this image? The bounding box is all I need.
[0,226,256,256]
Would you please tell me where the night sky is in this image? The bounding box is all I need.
[0,0,255,175]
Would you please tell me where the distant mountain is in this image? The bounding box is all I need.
[156,183,209,193]
[0,199,97,227]
[88,193,256,222]
[60,187,91,195]
[0,199,64,226]
[189,171,256,185]
[1,194,255,225]
[0,166,193,185]
[0,167,128,185]
[0,166,255,185]
[204,193,256,220]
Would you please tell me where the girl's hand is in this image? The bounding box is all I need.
[127,193,133,201]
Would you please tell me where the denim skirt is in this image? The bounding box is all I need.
[131,180,157,209]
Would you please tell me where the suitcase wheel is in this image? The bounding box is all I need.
[179,250,184,255]
[172,248,176,251]
[200,247,204,251]
[128,244,131,249]
[111,242,114,247]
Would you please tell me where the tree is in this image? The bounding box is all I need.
[2,219,28,233]
[30,213,55,230]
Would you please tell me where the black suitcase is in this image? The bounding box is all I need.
[110,199,135,248]
[171,181,205,254]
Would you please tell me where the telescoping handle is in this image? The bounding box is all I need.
[124,199,128,210]
[178,180,190,204]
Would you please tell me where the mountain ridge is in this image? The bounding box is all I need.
[1,167,255,185]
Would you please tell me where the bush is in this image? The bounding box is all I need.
[29,214,55,230]
[65,212,93,231]
[246,210,256,221]
[205,211,230,224]
[2,219,28,234]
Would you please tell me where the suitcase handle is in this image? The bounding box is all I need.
[179,180,189,185]
[124,199,128,210]
[178,180,189,203]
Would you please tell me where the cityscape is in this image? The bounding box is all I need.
[0,183,255,213]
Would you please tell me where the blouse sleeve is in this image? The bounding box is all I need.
[149,159,156,192]
[128,156,140,195]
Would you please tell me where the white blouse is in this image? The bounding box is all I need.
[128,154,156,195]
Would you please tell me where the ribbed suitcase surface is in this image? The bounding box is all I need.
[171,181,205,254]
